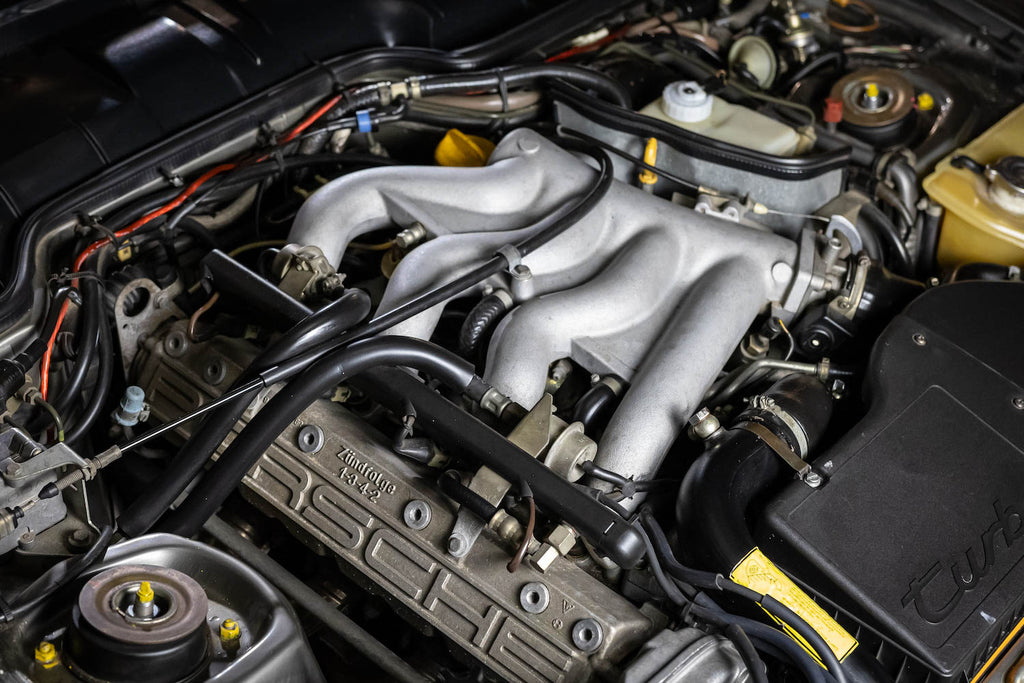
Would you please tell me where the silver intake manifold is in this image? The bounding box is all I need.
[289,129,812,503]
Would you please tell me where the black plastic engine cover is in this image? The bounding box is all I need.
[763,281,1024,680]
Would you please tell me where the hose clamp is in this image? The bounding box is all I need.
[496,245,531,281]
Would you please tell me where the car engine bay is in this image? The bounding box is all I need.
[0,0,1022,681]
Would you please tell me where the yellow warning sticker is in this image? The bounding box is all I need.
[730,548,858,663]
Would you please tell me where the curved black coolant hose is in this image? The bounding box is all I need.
[457,292,511,361]
[571,376,624,437]
[156,337,488,537]
[857,203,912,276]
[676,374,833,572]
[117,289,372,537]
[63,282,114,446]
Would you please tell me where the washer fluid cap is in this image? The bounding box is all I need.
[662,81,713,123]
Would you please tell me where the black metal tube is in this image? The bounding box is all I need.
[156,338,486,537]
[352,367,646,568]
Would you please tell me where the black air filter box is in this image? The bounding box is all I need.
[763,281,1024,680]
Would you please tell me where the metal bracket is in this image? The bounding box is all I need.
[736,421,813,483]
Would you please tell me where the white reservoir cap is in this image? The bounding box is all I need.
[661,81,713,123]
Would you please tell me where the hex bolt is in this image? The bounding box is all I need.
[164,330,189,357]
[203,359,227,386]
[912,333,927,346]
[804,471,823,488]
[5,461,21,477]
[571,618,604,654]
[446,536,466,557]
[519,582,550,614]
[403,500,432,531]
[67,528,92,550]
[296,425,325,454]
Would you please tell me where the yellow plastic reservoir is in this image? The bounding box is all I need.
[924,103,1024,268]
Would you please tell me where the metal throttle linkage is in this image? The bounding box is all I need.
[0,357,306,540]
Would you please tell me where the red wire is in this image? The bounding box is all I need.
[39,299,69,400]
[41,91,345,400]
[277,93,343,144]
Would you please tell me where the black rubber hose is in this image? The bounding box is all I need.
[778,52,843,94]
[438,470,499,522]
[857,203,912,276]
[676,374,833,574]
[51,291,101,417]
[156,337,486,537]
[117,289,371,537]
[173,217,219,251]
[457,292,510,361]
[1,525,115,622]
[63,286,115,446]
[690,596,829,683]
[415,64,632,108]
[571,376,623,437]
[724,623,770,683]
[917,208,942,278]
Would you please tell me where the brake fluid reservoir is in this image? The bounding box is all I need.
[640,81,808,156]
[924,103,1024,268]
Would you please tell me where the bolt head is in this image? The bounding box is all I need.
[804,471,823,487]
[1014,397,1024,410]
[912,333,927,346]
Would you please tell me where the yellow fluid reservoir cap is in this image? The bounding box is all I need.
[137,581,154,603]
[434,129,496,167]
[864,82,880,98]
[917,92,935,111]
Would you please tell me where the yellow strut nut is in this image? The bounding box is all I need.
[864,82,880,99]
[638,137,659,185]
[34,641,59,669]
[220,618,241,642]
[917,92,935,111]
[137,581,154,603]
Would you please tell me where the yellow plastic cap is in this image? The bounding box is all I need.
[638,137,659,185]
[864,82,879,98]
[137,581,154,603]
[917,92,935,111]
[220,618,241,641]
[35,641,59,668]
[434,129,496,167]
